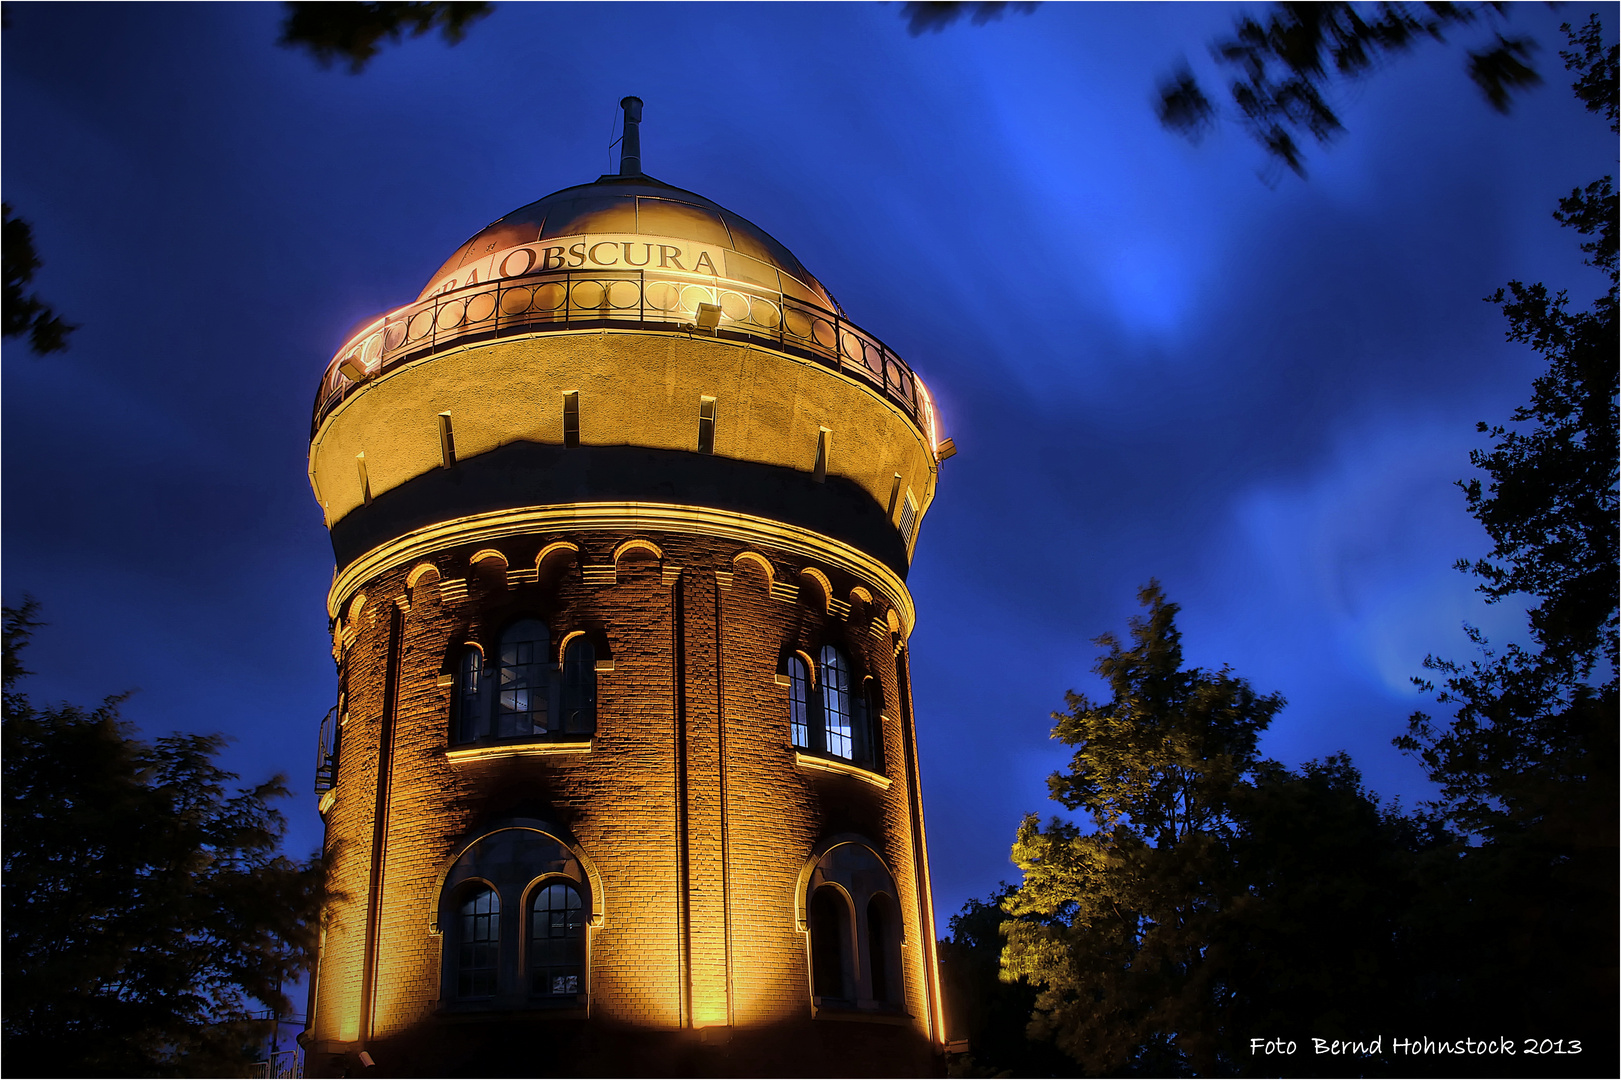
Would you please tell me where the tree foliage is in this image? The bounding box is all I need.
[3,203,76,355]
[900,2,1038,38]
[938,885,1076,1078]
[2,601,326,1077]
[1158,2,1546,176]
[998,585,1431,1074]
[1393,18,1619,1053]
[278,1,493,73]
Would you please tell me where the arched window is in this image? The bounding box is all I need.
[788,654,811,750]
[809,886,853,1003]
[455,647,487,743]
[456,886,499,999]
[496,619,550,738]
[867,894,902,1005]
[818,646,852,760]
[560,637,597,736]
[529,881,585,997]
[788,646,880,767]
[439,826,594,1010]
[804,841,904,1015]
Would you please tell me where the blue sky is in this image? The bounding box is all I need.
[4,1,1614,930]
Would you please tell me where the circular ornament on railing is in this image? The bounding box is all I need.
[500,286,533,316]
[839,330,864,363]
[570,281,604,309]
[608,280,640,310]
[383,321,406,351]
[465,292,496,323]
[361,332,383,368]
[749,296,780,328]
[812,318,836,349]
[534,282,566,311]
[887,360,915,404]
[863,342,883,376]
[408,309,435,342]
[436,300,465,331]
[784,308,813,339]
[719,291,749,322]
[679,285,714,313]
[645,281,680,311]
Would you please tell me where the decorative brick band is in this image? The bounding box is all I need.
[581,564,617,585]
[326,501,917,636]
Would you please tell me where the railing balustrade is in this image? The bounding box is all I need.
[312,268,930,439]
[314,706,339,794]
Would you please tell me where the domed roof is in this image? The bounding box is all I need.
[419,173,839,311]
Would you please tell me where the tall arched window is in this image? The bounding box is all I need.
[457,886,499,999]
[455,647,487,743]
[804,842,904,1016]
[867,894,902,1005]
[497,618,550,738]
[788,655,811,750]
[809,886,852,1003]
[560,637,597,736]
[529,882,585,997]
[787,646,880,767]
[818,646,852,760]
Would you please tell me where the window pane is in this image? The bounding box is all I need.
[529,882,584,997]
[819,646,852,760]
[561,638,597,736]
[788,657,810,749]
[497,619,550,738]
[457,887,499,998]
[456,648,484,743]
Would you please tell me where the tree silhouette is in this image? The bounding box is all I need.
[1156,2,1546,176]
[1396,16,1618,1056]
[278,1,492,74]
[899,2,1037,37]
[2,601,327,1077]
[3,203,75,355]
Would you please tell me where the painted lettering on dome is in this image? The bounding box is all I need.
[425,234,734,299]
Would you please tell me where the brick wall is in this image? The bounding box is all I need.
[305,526,941,1076]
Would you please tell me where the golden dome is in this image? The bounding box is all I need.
[419,174,839,312]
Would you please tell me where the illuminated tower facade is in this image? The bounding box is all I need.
[302,100,950,1077]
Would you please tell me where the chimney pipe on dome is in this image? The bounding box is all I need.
[618,97,644,176]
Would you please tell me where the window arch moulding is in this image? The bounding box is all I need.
[431,822,604,934]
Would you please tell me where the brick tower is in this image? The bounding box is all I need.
[302,99,950,1077]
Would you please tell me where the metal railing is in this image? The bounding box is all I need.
[314,706,338,794]
[311,268,932,439]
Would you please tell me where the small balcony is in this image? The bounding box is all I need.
[314,706,339,794]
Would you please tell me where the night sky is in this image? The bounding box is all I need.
[5,2,1615,933]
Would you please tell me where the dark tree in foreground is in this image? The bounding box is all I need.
[1157,2,1546,176]
[2,601,326,1077]
[3,203,75,355]
[279,1,492,73]
[999,585,1432,1075]
[1396,16,1619,1057]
